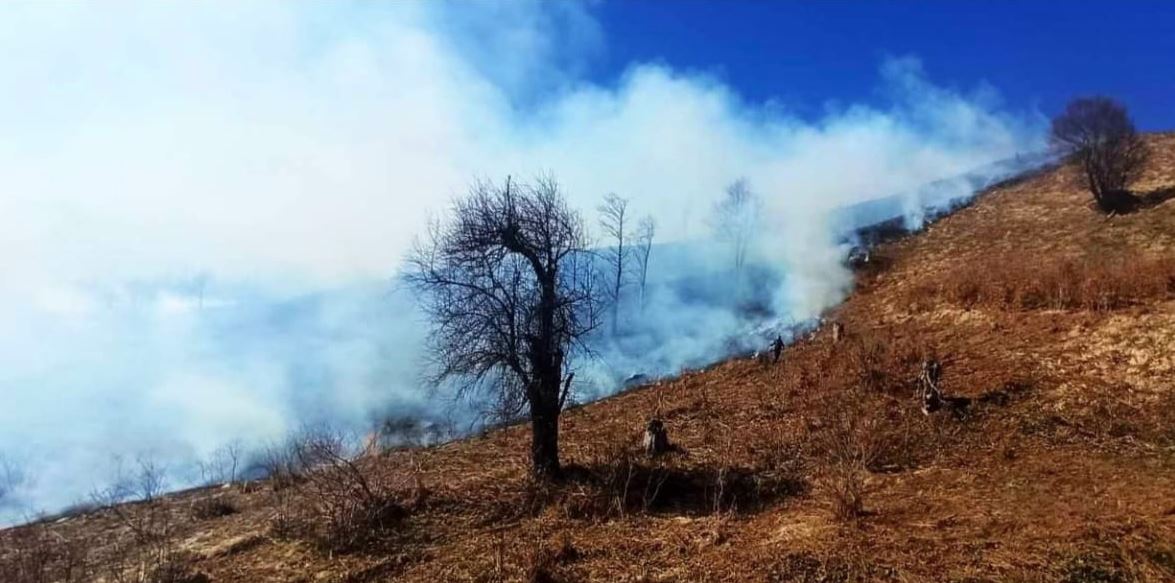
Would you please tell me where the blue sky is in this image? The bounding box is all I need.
[592,1,1175,130]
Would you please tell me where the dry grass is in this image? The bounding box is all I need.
[4,133,1175,582]
[905,253,1175,312]
[189,496,237,522]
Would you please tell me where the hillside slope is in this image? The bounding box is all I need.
[4,135,1175,583]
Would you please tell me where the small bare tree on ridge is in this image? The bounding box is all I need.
[1051,96,1150,212]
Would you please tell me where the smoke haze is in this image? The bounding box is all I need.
[0,1,1045,521]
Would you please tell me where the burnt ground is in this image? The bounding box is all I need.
[4,134,1175,583]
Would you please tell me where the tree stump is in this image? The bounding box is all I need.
[919,359,943,415]
[918,359,970,418]
[643,419,670,457]
[831,322,844,343]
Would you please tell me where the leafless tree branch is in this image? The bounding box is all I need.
[405,175,601,478]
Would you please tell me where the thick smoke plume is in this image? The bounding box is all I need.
[0,2,1044,522]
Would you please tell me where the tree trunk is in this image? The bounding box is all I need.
[528,268,563,479]
[529,398,561,479]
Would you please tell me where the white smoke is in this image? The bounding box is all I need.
[0,1,1045,521]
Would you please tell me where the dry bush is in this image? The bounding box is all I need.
[815,327,927,400]
[911,254,1175,312]
[811,387,880,520]
[486,441,805,524]
[795,330,952,520]
[476,529,578,583]
[255,440,304,539]
[806,383,944,521]
[568,443,802,520]
[524,533,578,583]
[1051,525,1175,583]
[1048,384,1175,449]
[0,525,92,583]
[87,458,202,583]
[196,440,243,486]
[485,446,663,522]
[189,494,237,521]
[257,441,303,492]
[843,336,887,393]
[263,428,416,554]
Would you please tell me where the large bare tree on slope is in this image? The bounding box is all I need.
[407,176,600,479]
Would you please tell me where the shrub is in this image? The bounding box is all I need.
[575,449,797,518]
[90,457,198,583]
[189,495,237,520]
[264,428,412,554]
[0,525,90,583]
[787,330,952,520]
[808,384,892,521]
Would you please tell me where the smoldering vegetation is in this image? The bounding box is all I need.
[578,151,1057,399]
[0,153,1052,526]
[0,3,1052,525]
[5,135,1174,580]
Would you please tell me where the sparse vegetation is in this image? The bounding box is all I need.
[85,458,200,583]
[905,253,1175,312]
[811,385,879,520]
[262,428,416,554]
[189,495,236,521]
[0,524,93,583]
[197,441,243,487]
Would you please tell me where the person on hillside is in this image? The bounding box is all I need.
[772,335,785,363]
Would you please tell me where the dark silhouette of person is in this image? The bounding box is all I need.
[772,335,784,363]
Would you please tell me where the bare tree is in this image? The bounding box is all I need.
[598,193,631,333]
[711,178,760,287]
[0,453,23,510]
[199,440,244,485]
[407,175,600,479]
[634,216,655,312]
[122,456,167,503]
[1051,96,1150,212]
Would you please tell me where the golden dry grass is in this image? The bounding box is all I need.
[4,134,1175,582]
